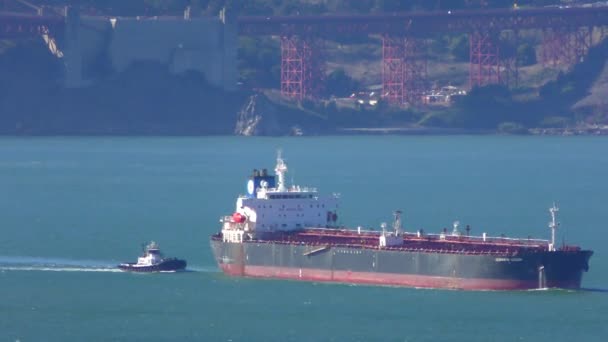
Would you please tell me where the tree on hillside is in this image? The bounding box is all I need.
[453,84,514,128]
[517,43,537,66]
[326,68,360,97]
[450,35,469,61]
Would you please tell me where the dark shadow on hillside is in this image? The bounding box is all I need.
[0,40,247,135]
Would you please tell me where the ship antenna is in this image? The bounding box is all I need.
[275,149,288,192]
[452,221,460,236]
[548,203,560,252]
[393,210,402,236]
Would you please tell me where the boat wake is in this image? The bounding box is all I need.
[580,287,608,293]
[0,256,220,274]
[0,256,121,273]
[186,266,219,273]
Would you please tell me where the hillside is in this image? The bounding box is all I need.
[1,0,606,135]
[0,40,244,135]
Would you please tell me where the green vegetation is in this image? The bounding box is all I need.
[3,1,603,135]
[428,39,608,132]
[238,37,280,87]
[33,0,565,16]
[326,69,360,98]
[0,40,243,134]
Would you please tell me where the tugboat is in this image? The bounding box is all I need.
[118,241,186,272]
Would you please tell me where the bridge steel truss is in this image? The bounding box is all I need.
[382,35,427,105]
[241,7,608,99]
[3,5,608,99]
[469,29,519,89]
[280,35,324,100]
[541,26,593,67]
[469,31,502,88]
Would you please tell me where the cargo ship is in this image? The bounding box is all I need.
[210,153,592,290]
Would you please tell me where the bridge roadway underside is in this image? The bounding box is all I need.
[239,7,608,101]
[1,7,607,98]
[238,8,608,37]
[0,12,63,38]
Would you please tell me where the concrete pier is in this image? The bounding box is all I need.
[57,7,237,90]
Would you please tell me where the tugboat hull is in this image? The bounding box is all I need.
[118,258,187,273]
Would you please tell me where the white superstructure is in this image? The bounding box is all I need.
[136,242,162,266]
[221,152,340,242]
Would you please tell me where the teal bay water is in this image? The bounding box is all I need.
[0,136,607,341]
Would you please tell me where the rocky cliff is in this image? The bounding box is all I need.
[235,93,330,136]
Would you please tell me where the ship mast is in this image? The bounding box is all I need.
[548,203,559,252]
[393,210,402,235]
[275,150,288,192]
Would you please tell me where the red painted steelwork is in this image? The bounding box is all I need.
[281,36,306,100]
[382,35,404,104]
[469,31,502,88]
[542,26,593,67]
[403,38,428,105]
[220,263,245,276]
[238,8,608,37]
[243,265,573,290]
[240,7,608,95]
[280,36,323,100]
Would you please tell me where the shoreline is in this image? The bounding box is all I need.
[1,127,608,137]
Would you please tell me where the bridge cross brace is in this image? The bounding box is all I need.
[382,35,427,105]
[280,35,323,101]
[469,30,502,88]
[542,26,593,67]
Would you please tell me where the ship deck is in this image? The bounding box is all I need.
[214,227,583,256]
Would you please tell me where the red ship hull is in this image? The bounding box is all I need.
[211,230,592,291]
[219,264,583,290]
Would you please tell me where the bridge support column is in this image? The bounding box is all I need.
[573,26,592,63]
[541,28,569,67]
[541,27,592,67]
[382,35,404,104]
[469,31,501,88]
[382,35,428,105]
[63,6,82,87]
[500,30,519,88]
[403,38,428,106]
[280,36,323,100]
